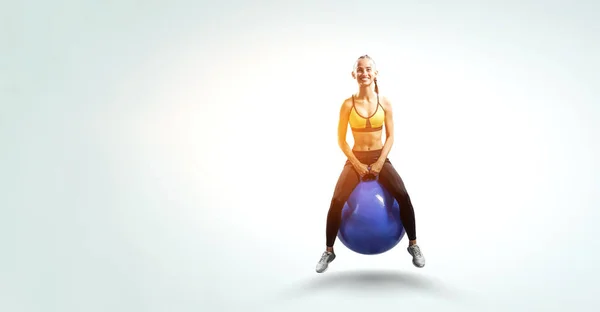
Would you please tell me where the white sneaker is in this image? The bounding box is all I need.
[407,245,426,268]
[315,251,336,273]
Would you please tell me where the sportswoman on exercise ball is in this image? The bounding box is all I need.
[316,55,426,273]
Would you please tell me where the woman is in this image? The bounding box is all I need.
[316,55,426,273]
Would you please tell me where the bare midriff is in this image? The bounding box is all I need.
[351,130,384,151]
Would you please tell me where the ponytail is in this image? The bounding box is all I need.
[374,78,379,94]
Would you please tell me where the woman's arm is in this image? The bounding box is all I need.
[338,99,361,166]
[376,96,395,164]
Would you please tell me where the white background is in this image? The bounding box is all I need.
[2,0,599,311]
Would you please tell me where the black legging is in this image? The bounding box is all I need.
[326,149,417,247]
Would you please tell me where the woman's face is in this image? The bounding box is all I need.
[353,58,378,87]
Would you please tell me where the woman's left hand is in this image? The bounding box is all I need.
[369,160,385,176]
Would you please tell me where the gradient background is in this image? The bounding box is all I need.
[2,0,599,311]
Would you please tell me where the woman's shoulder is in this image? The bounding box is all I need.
[340,95,354,108]
[378,93,394,109]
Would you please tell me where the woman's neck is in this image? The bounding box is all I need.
[355,86,376,101]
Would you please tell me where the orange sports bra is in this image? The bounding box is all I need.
[349,94,385,132]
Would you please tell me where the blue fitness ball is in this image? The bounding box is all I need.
[337,177,405,255]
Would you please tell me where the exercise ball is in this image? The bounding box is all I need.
[337,178,405,255]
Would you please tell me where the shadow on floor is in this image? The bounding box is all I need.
[278,269,464,300]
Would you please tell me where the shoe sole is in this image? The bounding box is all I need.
[412,262,425,268]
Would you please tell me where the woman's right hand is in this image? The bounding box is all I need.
[353,162,370,178]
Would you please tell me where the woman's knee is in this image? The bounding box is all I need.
[326,198,345,220]
[391,188,410,204]
[331,168,360,205]
[380,177,406,196]
[329,195,347,210]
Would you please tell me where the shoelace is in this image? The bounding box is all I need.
[320,252,331,262]
[411,246,422,257]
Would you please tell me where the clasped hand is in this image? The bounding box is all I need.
[354,159,384,180]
